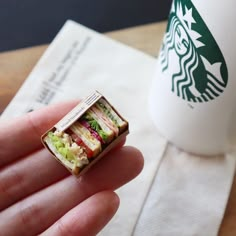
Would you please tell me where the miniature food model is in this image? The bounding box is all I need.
[42,92,128,177]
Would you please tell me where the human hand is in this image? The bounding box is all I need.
[0,101,144,236]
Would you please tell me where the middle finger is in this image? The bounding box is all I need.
[0,149,70,211]
[0,139,125,211]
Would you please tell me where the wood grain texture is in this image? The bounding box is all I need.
[0,20,235,235]
[0,21,166,113]
[0,45,47,113]
[219,173,236,236]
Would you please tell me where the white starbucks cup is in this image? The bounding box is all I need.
[149,0,236,155]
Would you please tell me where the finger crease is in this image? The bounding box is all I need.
[55,217,77,236]
[0,169,26,210]
[18,203,43,235]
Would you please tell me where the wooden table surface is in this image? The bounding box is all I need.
[0,21,235,235]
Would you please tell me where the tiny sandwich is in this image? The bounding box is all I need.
[42,92,128,177]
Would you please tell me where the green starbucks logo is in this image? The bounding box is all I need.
[160,0,228,103]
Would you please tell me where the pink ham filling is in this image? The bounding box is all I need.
[80,120,104,144]
[91,107,119,136]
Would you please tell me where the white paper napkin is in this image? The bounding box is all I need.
[1,20,235,236]
[131,145,235,236]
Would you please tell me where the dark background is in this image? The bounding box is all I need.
[0,0,172,52]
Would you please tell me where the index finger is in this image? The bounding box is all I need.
[0,101,79,168]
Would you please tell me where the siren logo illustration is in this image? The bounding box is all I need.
[160,0,228,103]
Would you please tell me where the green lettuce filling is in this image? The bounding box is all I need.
[48,132,76,162]
[83,114,108,141]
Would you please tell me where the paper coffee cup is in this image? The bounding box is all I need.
[149,0,236,155]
